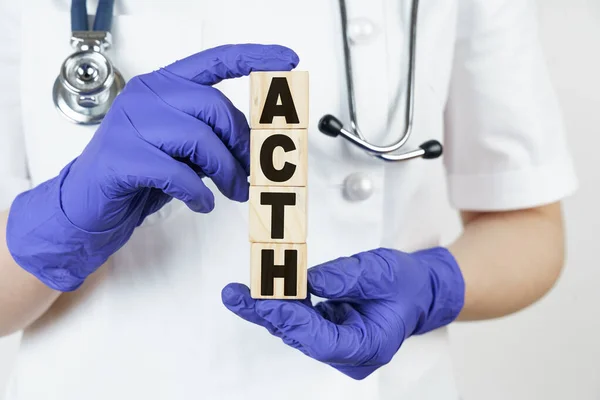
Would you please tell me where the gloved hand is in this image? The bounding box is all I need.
[7,44,299,292]
[222,247,465,380]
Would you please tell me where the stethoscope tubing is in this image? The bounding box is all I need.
[319,0,442,161]
[338,0,419,155]
[71,0,115,32]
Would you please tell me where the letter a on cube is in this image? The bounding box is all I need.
[250,72,309,129]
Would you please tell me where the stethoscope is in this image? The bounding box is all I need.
[52,0,125,125]
[318,0,443,161]
[53,0,442,162]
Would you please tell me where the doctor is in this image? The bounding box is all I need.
[0,1,577,399]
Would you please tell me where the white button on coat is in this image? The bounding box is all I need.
[342,172,375,201]
[346,17,378,44]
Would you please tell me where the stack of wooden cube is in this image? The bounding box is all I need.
[248,71,309,300]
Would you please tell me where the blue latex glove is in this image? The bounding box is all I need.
[222,247,465,380]
[7,44,299,292]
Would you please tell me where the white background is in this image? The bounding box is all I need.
[0,1,599,399]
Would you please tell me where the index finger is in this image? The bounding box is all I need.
[162,43,300,86]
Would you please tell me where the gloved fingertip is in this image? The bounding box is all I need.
[190,195,215,213]
[286,49,300,68]
[263,44,299,64]
[221,283,250,307]
[222,182,249,203]
[307,264,360,300]
[221,284,276,328]
[243,159,251,178]
[306,268,325,292]
[252,44,300,71]
[345,371,371,381]
[335,364,379,381]
[224,175,249,203]
[237,184,250,203]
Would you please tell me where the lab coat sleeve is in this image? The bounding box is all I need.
[443,0,578,211]
[0,0,32,210]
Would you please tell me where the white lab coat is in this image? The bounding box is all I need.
[0,1,578,399]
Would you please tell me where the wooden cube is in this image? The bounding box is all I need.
[249,186,307,244]
[250,129,308,187]
[250,71,309,129]
[250,242,307,299]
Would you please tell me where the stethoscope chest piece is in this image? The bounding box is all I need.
[53,31,125,125]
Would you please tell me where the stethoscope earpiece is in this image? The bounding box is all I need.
[318,115,344,138]
[419,140,443,159]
